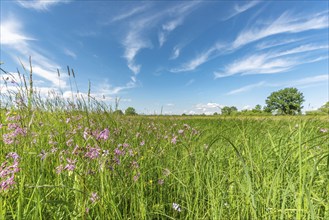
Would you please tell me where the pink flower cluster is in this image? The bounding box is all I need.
[2,113,27,145]
[0,152,20,191]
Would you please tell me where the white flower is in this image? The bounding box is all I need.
[172,203,181,212]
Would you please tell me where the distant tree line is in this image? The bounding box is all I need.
[115,88,328,116]
[113,107,138,116]
[213,87,306,116]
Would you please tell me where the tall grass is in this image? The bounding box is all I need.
[0,61,328,219]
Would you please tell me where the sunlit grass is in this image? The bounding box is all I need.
[0,62,328,219]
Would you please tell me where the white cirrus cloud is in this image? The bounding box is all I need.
[185,79,195,86]
[158,1,201,47]
[223,1,261,20]
[215,53,295,78]
[255,37,304,50]
[63,48,77,59]
[1,16,67,87]
[227,81,266,95]
[288,74,329,87]
[111,4,150,23]
[158,17,183,47]
[95,79,138,96]
[1,17,35,45]
[122,1,202,74]
[171,43,224,72]
[16,0,71,11]
[170,46,181,60]
[122,11,161,75]
[272,44,329,58]
[226,74,328,95]
[232,10,329,49]
[214,43,328,78]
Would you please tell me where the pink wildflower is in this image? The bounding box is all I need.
[171,136,177,144]
[90,192,99,203]
[64,158,77,171]
[98,128,109,140]
[85,147,101,159]
[1,174,15,191]
[1,152,20,191]
[6,152,20,161]
[133,173,140,182]
[114,148,124,156]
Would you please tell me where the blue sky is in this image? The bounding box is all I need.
[1,0,328,114]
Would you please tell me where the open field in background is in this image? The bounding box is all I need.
[1,109,328,219]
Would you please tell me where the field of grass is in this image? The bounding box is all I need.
[1,108,328,219]
[0,64,328,219]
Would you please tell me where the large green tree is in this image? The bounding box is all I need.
[125,107,137,116]
[221,106,238,115]
[265,87,304,115]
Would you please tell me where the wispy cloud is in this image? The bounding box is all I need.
[162,18,184,32]
[171,43,223,72]
[1,16,67,87]
[223,1,261,20]
[96,79,138,96]
[273,44,329,57]
[158,1,201,47]
[1,17,35,45]
[185,79,195,86]
[171,52,210,73]
[122,1,202,74]
[227,74,328,95]
[227,81,266,95]
[158,32,166,48]
[123,28,152,75]
[215,44,328,78]
[170,46,181,60]
[16,0,71,11]
[288,74,328,87]
[256,37,304,50]
[158,17,183,47]
[63,48,77,59]
[111,4,150,22]
[232,10,329,49]
[171,10,328,74]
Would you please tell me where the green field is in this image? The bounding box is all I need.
[1,109,328,219]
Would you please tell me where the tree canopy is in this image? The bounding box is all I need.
[265,87,304,115]
[125,107,137,116]
[221,106,238,115]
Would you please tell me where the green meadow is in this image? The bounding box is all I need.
[1,108,328,219]
[1,63,328,219]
